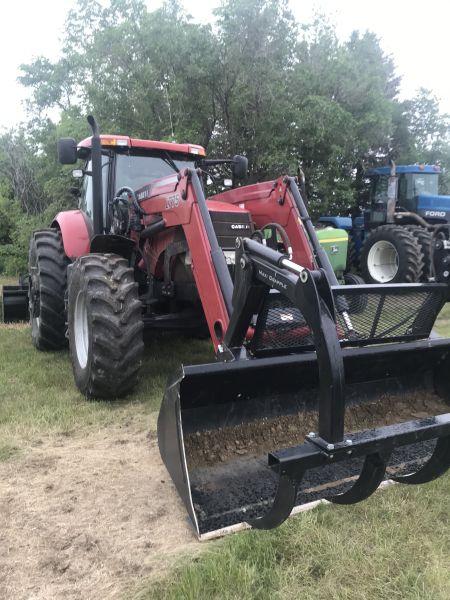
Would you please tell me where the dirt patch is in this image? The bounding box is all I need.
[0,423,198,600]
[185,391,448,467]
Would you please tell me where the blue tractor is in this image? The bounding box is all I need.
[319,163,449,283]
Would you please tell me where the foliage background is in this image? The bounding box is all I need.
[1,0,449,273]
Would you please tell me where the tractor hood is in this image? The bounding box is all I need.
[417,194,450,221]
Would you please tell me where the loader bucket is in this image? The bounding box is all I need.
[158,339,450,536]
[158,331,450,538]
[1,283,29,323]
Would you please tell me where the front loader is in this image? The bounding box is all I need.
[158,177,450,538]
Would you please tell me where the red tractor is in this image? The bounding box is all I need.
[11,116,325,397]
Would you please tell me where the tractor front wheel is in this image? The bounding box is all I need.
[68,253,144,398]
[360,225,423,284]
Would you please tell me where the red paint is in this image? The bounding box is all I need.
[52,210,91,259]
[205,199,245,213]
[135,174,248,349]
[212,178,315,269]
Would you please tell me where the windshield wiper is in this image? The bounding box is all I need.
[162,152,180,174]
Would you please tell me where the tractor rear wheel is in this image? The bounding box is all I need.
[407,226,433,281]
[68,253,144,398]
[360,225,423,283]
[29,228,69,350]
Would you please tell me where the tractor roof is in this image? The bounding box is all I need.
[367,164,441,176]
[77,135,206,157]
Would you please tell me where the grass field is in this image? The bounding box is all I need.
[0,277,449,599]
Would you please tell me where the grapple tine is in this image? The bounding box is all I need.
[330,452,390,505]
[246,472,301,530]
[392,435,450,485]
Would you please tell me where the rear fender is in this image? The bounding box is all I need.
[52,210,92,260]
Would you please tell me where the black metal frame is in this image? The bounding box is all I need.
[225,237,345,442]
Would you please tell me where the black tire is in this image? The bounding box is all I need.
[346,234,359,273]
[28,228,69,350]
[360,225,423,284]
[68,253,144,399]
[343,272,367,314]
[407,226,433,281]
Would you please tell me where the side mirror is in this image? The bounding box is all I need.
[231,155,248,180]
[58,138,78,165]
[72,169,83,178]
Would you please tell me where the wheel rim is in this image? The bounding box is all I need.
[74,291,89,369]
[367,240,399,283]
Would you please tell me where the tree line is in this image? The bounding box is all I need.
[1,0,449,273]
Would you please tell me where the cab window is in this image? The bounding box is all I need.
[412,173,439,197]
[79,156,110,225]
[372,175,388,202]
[115,154,194,191]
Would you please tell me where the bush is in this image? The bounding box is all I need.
[0,199,69,275]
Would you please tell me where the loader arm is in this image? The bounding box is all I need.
[137,168,234,349]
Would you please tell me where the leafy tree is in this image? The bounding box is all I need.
[1,0,450,272]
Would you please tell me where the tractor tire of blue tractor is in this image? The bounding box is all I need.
[407,226,433,282]
[360,225,423,284]
[346,234,359,273]
[343,272,367,313]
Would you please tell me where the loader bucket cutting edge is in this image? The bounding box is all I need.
[158,338,450,537]
[1,284,29,323]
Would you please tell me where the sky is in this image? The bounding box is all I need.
[1,0,449,130]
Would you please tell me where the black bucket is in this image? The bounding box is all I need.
[158,337,450,537]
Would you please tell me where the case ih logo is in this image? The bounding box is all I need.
[137,186,151,201]
[231,223,250,230]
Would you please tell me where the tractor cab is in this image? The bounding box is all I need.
[59,132,248,238]
[366,164,447,225]
[66,134,204,231]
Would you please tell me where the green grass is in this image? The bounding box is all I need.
[139,477,450,600]
[0,275,19,286]
[135,303,450,600]
[1,276,450,597]
[0,276,212,444]
[435,303,450,336]
[0,324,212,442]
